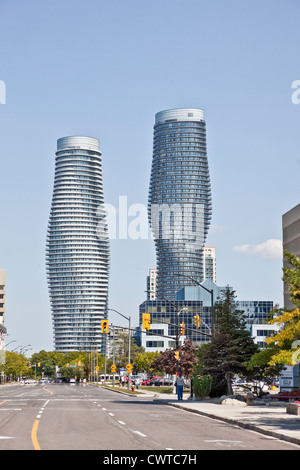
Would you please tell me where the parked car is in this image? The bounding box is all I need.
[144,376,162,386]
[160,378,173,386]
[148,377,162,386]
[39,378,49,384]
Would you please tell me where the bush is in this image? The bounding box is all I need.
[193,374,212,399]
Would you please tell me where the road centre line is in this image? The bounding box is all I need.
[31,399,49,450]
[31,420,40,451]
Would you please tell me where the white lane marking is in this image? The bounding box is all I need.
[118,421,126,425]
[0,408,22,411]
[204,440,247,448]
[36,399,50,420]
[109,412,114,417]
[133,431,147,437]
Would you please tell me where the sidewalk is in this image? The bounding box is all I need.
[147,390,300,446]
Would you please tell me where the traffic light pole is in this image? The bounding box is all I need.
[112,325,115,387]
[173,273,215,333]
[108,309,131,391]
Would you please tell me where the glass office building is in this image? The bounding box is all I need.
[46,136,109,353]
[139,299,211,347]
[148,108,212,300]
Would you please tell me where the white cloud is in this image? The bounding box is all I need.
[233,238,282,260]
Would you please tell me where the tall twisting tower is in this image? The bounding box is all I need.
[148,108,212,300]
[46,136,109,353]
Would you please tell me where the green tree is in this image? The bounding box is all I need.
[247,305,285,386]
[112,333,144,372]
[3,351,30,380]
[30,350,92,381]
[199,287,258,396]
[264,251,300,368]
[134,351,162,377]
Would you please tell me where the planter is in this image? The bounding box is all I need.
[286,403,300,415]
[245,397,255,405]
[245,392,255,405]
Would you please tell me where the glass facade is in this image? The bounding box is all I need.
[46,136,109,353]
[139,300,211,346]
[148,108,212,300]
[237,301,274,330]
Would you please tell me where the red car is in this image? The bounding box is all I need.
[145,376,162,386]
[141,376,162,386]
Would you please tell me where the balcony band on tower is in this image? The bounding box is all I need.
[148,108,212,300]
[46,136,109,353]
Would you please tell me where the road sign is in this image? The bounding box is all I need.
[126,363,132,373]
[111,365,116,373]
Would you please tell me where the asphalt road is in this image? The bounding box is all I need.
[0,383,298,452]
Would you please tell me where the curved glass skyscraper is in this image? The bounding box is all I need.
[46,136,109,353]
[148,108,212,300]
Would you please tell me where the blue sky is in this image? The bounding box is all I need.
[0,0,299,353]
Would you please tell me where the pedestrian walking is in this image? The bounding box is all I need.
[176,374,185,400]
[136,378,140,389]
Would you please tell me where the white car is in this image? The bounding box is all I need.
[69,378,76,384]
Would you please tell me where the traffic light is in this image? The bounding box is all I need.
[174,351,179,360]
[101,319,109,333]
[194,314,200,328]
[142,313,151,330]
[180,322,185,335]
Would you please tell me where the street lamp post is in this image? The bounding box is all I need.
[156,295,187,388]
[107,309,131,390]
[174,274,215,333]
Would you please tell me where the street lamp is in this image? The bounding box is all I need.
[154,295,187,382]
[3,340,16,349]
[107,309,131,390]
[19,345,31,354]
[145,290,188,349]
[173,273,215,333]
